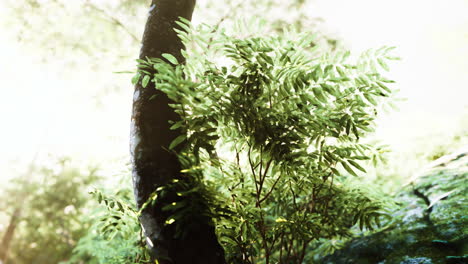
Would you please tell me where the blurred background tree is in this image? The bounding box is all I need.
[0,159,99,264]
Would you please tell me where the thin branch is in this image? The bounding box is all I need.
[205,1,243,51]
[299,238,313,263]
[247,145,260,197]
[279,231,285,262]
[286,234,294,262]
[258,158,275,204]
[258,175,281,205]
[256,214,270,264]
[289,181,299,210]
[86,0,140,43]
[259,146,263,176]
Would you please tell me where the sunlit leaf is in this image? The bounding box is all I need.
[162,53,179,65]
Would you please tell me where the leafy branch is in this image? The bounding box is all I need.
[133,18,398,263]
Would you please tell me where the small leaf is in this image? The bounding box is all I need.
[363,92,377,106]
[350,155,370,160]
[384,46,396,53]
[165,218,176,225]
[170,121,183,130]
[275,217,288,223]
[341,161,357,176]
[336,66,347,78]
[352,124,360,139]
[312,87,327,103]
[385,56,401,60]
[376,81,391,93]
[330,167,340,176]
[345,118,352,135]
[142,75,151,88]
[117,202,124,212]
[428,190,455,209]
[359,214,365,230]
[176,17,192,31]
[329,77,350,82]
[312,66,322,82]
[375,214,382,227]
[347,160,366,173]
[169,135,186,150]
[162,53,179,65]
[324,64,334,76]
[377,58,389,71]
[380,78,395,83]
[352,210,361,225]
[131,72,141,85]
[162,200,187,212]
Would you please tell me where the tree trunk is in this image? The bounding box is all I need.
[0,208,21,263]
[130,1,226,263]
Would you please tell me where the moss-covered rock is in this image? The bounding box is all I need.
[322,149,468,264]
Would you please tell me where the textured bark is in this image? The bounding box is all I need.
[130,1,226,263]
[0,208,21,263]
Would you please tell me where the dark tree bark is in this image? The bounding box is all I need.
[130,1,226,263]
[0,208,21,263]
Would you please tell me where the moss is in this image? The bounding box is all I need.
[400,256,433,264]
[322,151,468,264]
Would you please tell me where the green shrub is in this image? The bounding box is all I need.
[0,159,99,264]
[68,18,399,264]
[131,19,399,263]
[67,186,150,264]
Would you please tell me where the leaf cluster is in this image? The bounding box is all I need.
[0,159,100,264]
[133,18,398,263]
[67,187,152,264]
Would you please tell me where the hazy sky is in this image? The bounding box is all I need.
[0,0,467,182]
[310,0,468,149]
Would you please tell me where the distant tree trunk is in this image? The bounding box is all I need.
[0,208,21,263]
[130,1,225,263]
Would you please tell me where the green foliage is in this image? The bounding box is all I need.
[137,171,229,240]
[132,19,399,263]
[68,167,227,264]
[66,183,151,264]
[0,159,100,264]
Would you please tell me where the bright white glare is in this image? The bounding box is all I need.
[0,0,467,185]
[309,0,468,151]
